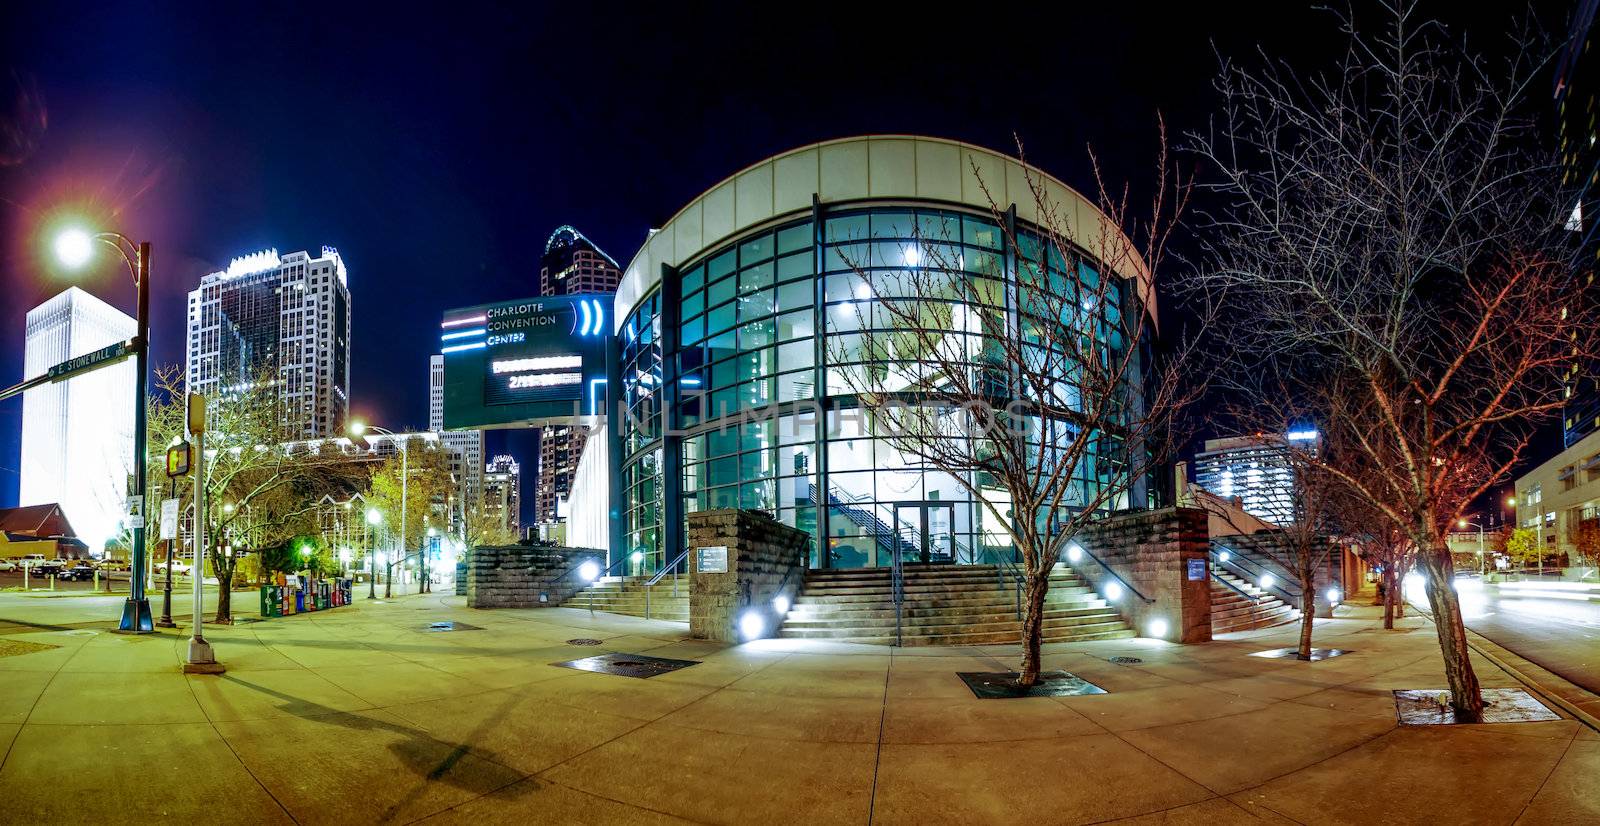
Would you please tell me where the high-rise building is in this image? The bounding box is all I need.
[185,247,351,440]
[429,354,483,530]
[1193,431,1320,527]
[482,454,521,534]
[535,226,620,524]
[19,287,136,549]
[1556,1,1600,447]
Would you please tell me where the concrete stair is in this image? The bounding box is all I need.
[1209,570,1299,633]
[778,564,1136,646]
[565,575,690,622]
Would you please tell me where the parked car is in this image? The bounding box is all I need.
[58,563,97,582]
[96,559,130,571]
[18,554,48,569]
[155,560,192,576]
[30,559,66,576]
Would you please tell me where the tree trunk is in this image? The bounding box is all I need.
[1382,565,1396,629]
[1418,546,1484,721]
[1297,582,1316,659]
[213,552,234,624]
[1016,573,1050,686]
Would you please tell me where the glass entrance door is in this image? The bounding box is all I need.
[893,502,956,565]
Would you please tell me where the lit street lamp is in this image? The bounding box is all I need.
[1458,517,1489,575]
[352,422,407,599]
[54,226,154,633]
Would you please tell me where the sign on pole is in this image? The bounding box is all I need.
[159,498,180,540]
[46,340,132,381]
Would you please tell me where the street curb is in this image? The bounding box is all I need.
[1409,601,1600,734]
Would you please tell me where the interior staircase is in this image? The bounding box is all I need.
[566,575,690,622]
[778,564,1135,645]
[1209,570,1299,633]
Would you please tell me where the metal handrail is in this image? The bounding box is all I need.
[1210,544,1302,600]
[891,544,904,646]
[1073,543,1156,604]
[643,548,691,619]
[577,554,632,615]
[983,546,1025,620]
[1210,569,1261,602]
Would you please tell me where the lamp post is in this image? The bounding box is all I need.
[53,227,153,633]
[352,422,406,599]
[1458,517,1488,575]
[365,507,382,600]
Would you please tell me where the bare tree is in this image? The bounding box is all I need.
[1189,2,1588,719]
[827,131,1200,685]
[147,366,360,622]
[365,441,455,595]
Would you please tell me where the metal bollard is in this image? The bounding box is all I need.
[49,574,55,591]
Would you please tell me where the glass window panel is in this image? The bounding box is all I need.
[708,249,736,281]
[824,243,869,273]
[737,288,775,322]
[918,212,960,242]
[682,291,703,318]
[871,212,915,238]
[709,275,736,308]
[707,302,736,335]
[778,339,814,369]
[777,308,813,341]
[777,251,813,282]
[826,214,869,242]
[740,261,774,293]
[777,369,815,401]
[682,265,704,296]
[964,216,1001,249]
[778,280,813,312]
[740,319,775,350]
[777,223,811,254]
[740,234,774,266]
[680,314,704,345]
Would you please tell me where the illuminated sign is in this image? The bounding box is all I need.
[439,294,609,430]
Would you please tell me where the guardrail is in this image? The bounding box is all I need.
[1210,543,1302,604]
[644,548,691,619]
[1072,543,1156,605]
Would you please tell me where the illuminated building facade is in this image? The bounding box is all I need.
[1556,0,1600,447]
[18,287,136,551]
[1193,432,1319,527]
[429,354,484,530]
[185,246,352,439]
[535,226,621,525]
[482,454,522,534]
[604,136,1156,571]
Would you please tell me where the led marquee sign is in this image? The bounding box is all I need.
[440,294,608,430]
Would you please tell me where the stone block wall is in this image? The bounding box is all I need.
[464,545,604,609]
[1072,507,1212,643]
[686,509,810,643]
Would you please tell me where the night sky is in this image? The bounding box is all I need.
[0,2,1566,523]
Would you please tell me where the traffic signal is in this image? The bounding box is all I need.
[166,442,192,478]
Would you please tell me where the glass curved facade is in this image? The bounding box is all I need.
[617,204,1149,571]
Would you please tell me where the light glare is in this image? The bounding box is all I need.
[740,610,765,640]
[54,228,93,269]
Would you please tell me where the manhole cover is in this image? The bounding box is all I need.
[423,621,483,632]
[1108,656,1143,665]
[552,652,701,678]
[566,638,603,646]
[957,670,1107,699]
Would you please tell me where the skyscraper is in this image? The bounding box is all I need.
[535,226,620,524]
[429,354,484,530]
[19,287,136,549]
[482,454,522,534]
[1556,1,1600,447]
[1193,431,1321,527]
[185,246,351,440]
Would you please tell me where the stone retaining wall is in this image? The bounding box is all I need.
[464,545,604,609]
[687,509,810,642]
[1072,507,1212,643]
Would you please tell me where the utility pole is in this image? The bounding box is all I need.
[183,394,221,674]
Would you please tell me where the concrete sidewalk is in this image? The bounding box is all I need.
[0,594,1594,824]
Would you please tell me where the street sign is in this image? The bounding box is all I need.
[166,442,192,477]
[126,495,144,518]
[696,546,729,574]
[47,340,132,381]
[159,498,180,540]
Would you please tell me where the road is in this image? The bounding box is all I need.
[1458,580,1600,697]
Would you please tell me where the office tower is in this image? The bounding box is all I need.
[1193,431,1320,527]
[429,354,484,529]
[1556,4,1600,446]
[185,246,351,439]
[482,454,522,534]
[535,226,620,524]
[19,287,136,549]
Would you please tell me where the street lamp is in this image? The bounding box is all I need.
[352,422,407,598]
[1459,517,1489,575]
[365,507,382,599]
[54,225,153,633]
